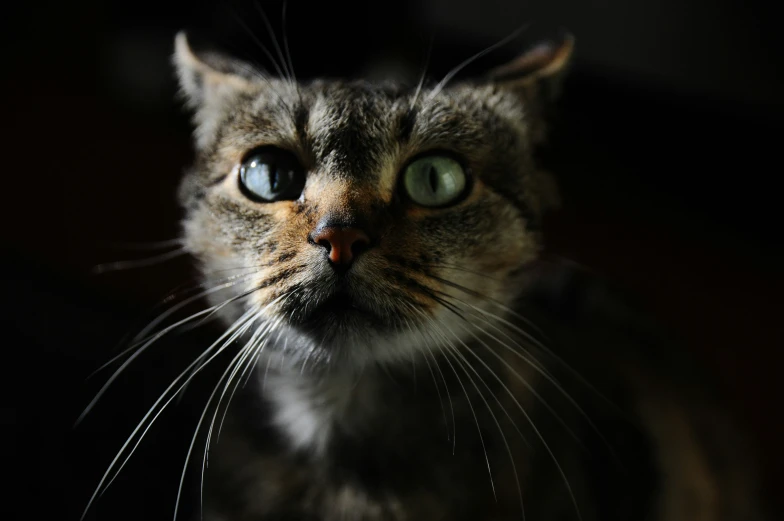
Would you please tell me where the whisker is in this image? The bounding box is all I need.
[537,253,594,274]
[435,335,497,501]
[410,33,434,110]
[174,304,262,406]
[443,336,526,520]
[416,307,529,444]
[417,318,458,452]
[218,54,297,121]
[133,272,263,341]
[434,291,562,388]
[403,315,449,441]
[439,293,623,463]
[107,238,184,251]
[443,305,585,451]
[253,1,294,86]
[264,335,286,391]
[425,273,549,342]
[175,302,279,521]
[423,262,507,283]
[182,291,292,521]
[81,306,261,520]
[90,273,262,379]
[93,272,285,409]
[280,0,302,104]
[76,284,264,426]
[427,23,531,101]
[240,308,283,390]
[197,328,269,517]
[91,247,187,274]
[234,11,288,83]
[215,320,275,439]
[228,314,288,429]
[437,284,621,416]
[79,308,222,424]
[402,303,456,445]
[433,302,583,521]
[414,308,497,501]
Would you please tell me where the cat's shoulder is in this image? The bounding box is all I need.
[522,258,769,521]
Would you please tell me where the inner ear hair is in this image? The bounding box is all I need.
[173,31,264,149]
[488,31,575,102]
[173,31,259,108]
[488,32,574,144]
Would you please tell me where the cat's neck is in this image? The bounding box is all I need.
[261,363,385,455]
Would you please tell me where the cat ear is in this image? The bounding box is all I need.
[173,32,260,147]
[488,32,574,143]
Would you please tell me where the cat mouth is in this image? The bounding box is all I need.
[292,290,383,332]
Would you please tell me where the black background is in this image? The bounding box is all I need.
[4,0,783,519]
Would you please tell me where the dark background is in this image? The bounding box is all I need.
[4,0,782,519]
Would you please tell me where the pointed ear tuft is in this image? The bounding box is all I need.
[173,31,260,147]
[489,32,574,100]
[489,32,575,144]
[173,31,207,105]
[173,31,259,107]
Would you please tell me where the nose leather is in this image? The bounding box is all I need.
[311,226,371,266]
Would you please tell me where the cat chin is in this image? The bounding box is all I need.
[265,324,419,372]
[252,307,482,375]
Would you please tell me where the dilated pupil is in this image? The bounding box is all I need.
[428,166,439,193]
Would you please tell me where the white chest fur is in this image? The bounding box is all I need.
[263,369,379,454]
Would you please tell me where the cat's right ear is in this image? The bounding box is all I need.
[174,32,259,147]
[488,32,574,145]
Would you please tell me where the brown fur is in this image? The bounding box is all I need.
[170,32,767,521]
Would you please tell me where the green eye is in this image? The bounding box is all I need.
[402,155,468,207]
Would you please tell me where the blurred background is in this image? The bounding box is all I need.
[4,0,782,519]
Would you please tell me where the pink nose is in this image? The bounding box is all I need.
[311,227,371,266]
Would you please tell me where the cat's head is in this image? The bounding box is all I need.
[173,32,572,371]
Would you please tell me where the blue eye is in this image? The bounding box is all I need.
[239,148,305,202]
[403,155,468,207]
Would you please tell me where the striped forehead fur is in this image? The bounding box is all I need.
[175,37,558,455]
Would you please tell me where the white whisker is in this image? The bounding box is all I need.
[426,24,530,101]
[440,292,620,462]
[413,307,497,501]
[92,247,187,274]
[441,299,583,440]
[403,316,449,441]
[442,335,526,521]
[438,341,497,501]
[410,34,434,110]
[175,291,293,521]
[253,2,294,87]
[76,285,263,426]
[91,274,262,379]
[433,304,583,521]
[108,238,184,251]
[81,306,261,520]
[198,338,260,515]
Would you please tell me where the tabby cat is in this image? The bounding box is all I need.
[100,31,768,521]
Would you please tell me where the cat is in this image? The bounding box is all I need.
[91,30,768,521]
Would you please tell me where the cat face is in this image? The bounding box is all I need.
[175,33,570,370]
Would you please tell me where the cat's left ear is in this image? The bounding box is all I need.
[488,32,574,144]
[173,32,260,148]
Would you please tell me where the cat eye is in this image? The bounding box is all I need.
[239,148,305,202]
[402,155,468,207]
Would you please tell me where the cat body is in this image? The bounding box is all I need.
[168,32,765,521]
[200,266,759,521]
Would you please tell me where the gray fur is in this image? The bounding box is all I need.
[170,32,767,521]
